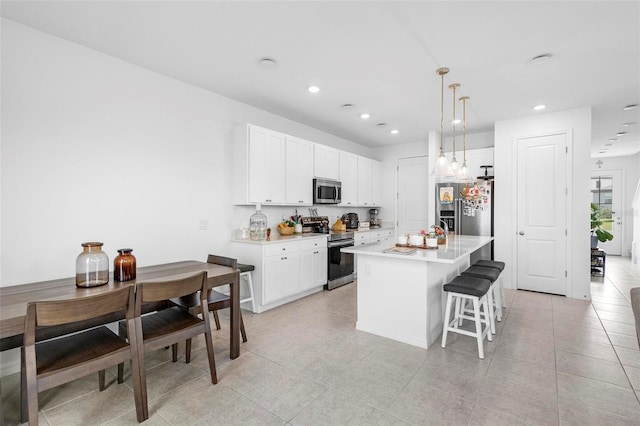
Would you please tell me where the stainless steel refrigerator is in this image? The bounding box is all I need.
[436,180,494,262]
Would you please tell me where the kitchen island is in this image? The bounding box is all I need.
[342,235,493,349]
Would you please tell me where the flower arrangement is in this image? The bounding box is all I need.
[431,225,447,244]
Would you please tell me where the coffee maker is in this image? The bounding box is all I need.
[341,213,359,230]
[369,208,381,228]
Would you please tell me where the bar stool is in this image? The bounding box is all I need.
[237,263,256,313]
[461,265,502,333]
[441,275,493,359]
[473,260,506,310]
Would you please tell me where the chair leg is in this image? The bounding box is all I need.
[441,292,453,348]
[98,370,106,391]
[23,346,39,426]
[213,310,221,330]
[483,295,493,343]
[240,313,248,343]
[20,347,28,424]
[117,363,124,384]
[171,343,178,362]
[473,298,484,359]
[185,338,192,363]
[486,284,496,334]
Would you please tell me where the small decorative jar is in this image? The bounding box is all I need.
[426,233,439,248]
[114,248,136,282]
[76,242,109,287]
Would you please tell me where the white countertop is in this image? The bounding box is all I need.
[341,235,493,264]
[231,233,328,244]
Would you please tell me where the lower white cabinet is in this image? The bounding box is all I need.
[355,231,371,246]
[263,250,300,305]
[231,236,328,312]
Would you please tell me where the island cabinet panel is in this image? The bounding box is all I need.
[231,235,328,312]
[372,160,382,207]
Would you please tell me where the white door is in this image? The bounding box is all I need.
[516,133,567,295]
[590,170,622,255]
[397,156,429,236]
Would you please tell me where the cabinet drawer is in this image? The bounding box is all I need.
[264,241,299,257]
[355,232,370,242]
[300,237,327,251]
[371,231,384,239]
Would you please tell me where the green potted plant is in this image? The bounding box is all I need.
[591,202,613,249]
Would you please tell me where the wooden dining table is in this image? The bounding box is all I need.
[0,261,241,359]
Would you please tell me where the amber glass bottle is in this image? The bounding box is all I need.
[114,248,136,282]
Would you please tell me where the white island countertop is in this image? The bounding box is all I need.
[342,235,493,264]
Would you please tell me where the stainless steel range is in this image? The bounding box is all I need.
[299,216,355,290]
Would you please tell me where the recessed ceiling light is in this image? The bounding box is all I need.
[258,57,277,68]
[616,131,627,137]
[533,104,546,111]
[390,129,399,135]
[360,113,370,119]
[376,123,387,127]
[623,104,638,111]
[531,53,553,64]
[608,138,617,142]
[308,86,320,93]
[621,121,637,127]
[341,104,354,109]
[599,150,606,153]
[605,143,612,147]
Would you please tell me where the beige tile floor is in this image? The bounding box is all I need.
[2,256,639,425]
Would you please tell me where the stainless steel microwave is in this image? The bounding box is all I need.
[313,178,341,204]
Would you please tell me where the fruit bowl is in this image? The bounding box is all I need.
[277,226,295,235]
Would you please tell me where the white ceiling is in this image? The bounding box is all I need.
[2,1,639,158]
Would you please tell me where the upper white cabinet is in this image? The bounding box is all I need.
[372,160,382,207]
[233,124,286,205]
[234,124,312,206]
[357,157,373,206]
[314,145,340,180]
[285,136,314,205]
[339,152,358,206]
[233,123,382,207]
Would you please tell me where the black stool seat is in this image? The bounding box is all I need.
[237,263,255,273]
[474,260,505,271]
[443,276,491,297]
[462,265,501,282]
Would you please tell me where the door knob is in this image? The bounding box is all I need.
[518,231,525,236]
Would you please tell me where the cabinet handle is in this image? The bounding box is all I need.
[282,248,286,251]
[281,256,287,260]
[299,200,304,203]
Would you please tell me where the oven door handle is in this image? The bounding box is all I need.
[327,240,354,249]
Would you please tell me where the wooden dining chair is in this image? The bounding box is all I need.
[173,255,247,363]
[21,286,146,425]
[117,271,217,416]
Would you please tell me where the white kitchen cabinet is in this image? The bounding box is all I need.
[355,231,371,246]
[233,124,286,205]
[285,136,314,205]
[300,239,328,291]
[372,160,382,207]
[357,156,373,206]
[263,249,300,305]
[339,152,358,206]
[230,235,328,312]
[314,144,340,180]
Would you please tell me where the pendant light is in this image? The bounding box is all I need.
[432,67,454,178]
[449,83,460,175]
[458,95,472,182]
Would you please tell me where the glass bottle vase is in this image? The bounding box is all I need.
[76,242,109,287]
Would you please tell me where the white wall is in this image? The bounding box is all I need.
[590,153,640,257]
[495,107,591,300]
[0,19,374,287]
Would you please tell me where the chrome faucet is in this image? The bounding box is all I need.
[440,219,449,235]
